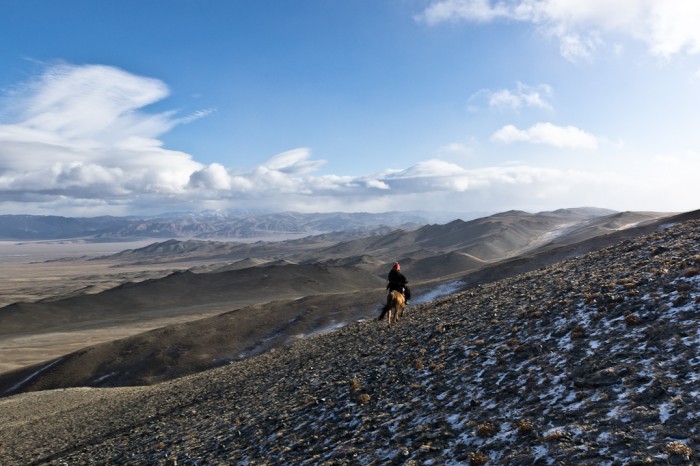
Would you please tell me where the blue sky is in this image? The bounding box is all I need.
[1,0,700,216]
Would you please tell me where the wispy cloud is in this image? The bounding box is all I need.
[470,82,553,111]
[0,63,695,216]
[0,63,205,207]
[491,122,599,149]
[417,0,700,61]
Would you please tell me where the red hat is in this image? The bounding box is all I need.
[392,262,400,270]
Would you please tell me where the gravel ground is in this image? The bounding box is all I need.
[1,218,699,465]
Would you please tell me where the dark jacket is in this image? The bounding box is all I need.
[387,269,407,292]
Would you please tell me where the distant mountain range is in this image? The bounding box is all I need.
[101,207,646,273]
[0,210,483,241]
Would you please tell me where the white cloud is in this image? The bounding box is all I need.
[261,148,326,175]
[0,63,205,207]
[417,0,509,24]
[417,0,700,61]
[0,63,694,216]
[491,122,599,149]
[470,82,553,111]
[188,163,232,191]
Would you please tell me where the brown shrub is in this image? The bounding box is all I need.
[476,422,497,438]
[625,313,643,326]
[571,325,585,339]
[415,359,425,370]
[349,377,361,392]
[516,418,534,434]
[666,441,692,458]
[468,451,488,465]
[429,362,445,372]
[357,393,370,404]
[682,267,699,278]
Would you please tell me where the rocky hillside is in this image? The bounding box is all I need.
[1,215,699,465]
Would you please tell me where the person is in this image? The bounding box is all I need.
[378,262,411,320]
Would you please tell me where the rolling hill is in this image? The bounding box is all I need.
[0,208,683,399]
[0,209,698,465]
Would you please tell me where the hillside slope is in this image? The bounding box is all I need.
[1,214,698,465]
[0,210,687,397]
[0,263,385,336]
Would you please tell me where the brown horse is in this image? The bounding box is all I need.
[385,290,406,326]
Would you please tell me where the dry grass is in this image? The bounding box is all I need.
[544,430,569,442]
[516,418,534,434]
[428,362,445,373]
[624,313,643,326]
[349,377,361,392]
[468,451,488,465]
[666,441,692,458]
[571,325,585,339]
[475,422,497,438]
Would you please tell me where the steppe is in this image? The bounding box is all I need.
[0,239,226,374]
[1,208,698,464]
[0,209,668,386]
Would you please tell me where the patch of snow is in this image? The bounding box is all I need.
[606,406,621,418]
[415,280,464,304]
[5,357,64,394]
[658,402,673,423]
[91,372,118,384]
[301,322,348,338]
[532,444,553,464]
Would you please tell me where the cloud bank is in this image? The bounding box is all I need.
[0,63,697,216]
[417,0,700,61]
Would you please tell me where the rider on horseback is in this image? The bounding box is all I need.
[379,262,411,320]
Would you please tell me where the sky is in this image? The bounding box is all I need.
[1,0,700,217]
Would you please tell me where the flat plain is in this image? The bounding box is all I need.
[0,240,230,373]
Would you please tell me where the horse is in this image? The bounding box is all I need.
[385,290,406,326]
